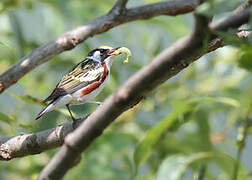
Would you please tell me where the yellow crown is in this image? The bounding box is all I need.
[98,45,113,49]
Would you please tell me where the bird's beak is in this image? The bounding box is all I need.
[107,47,132,63]
[107,47,121,56]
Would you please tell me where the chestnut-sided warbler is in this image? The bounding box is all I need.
[35,45,131,122]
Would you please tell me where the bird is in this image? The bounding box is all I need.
[35,45,131,122]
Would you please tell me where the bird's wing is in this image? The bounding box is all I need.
[43,59,104,102]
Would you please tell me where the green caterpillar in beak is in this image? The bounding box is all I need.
[111,47,132,63]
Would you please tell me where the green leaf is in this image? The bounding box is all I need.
[237,46,252,72]
[8,93,78,117]
[0,41,12,49]
[18,123,37,130]
[156,152,233,180]
[8,93,45,106]
[133,100,199,171]
[133,96,239,172]
[0,41,7,46]
[0,112,16,124]
[248,127,252,134]
[193,96,240,108]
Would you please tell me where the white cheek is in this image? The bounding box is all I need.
[93,51,101,61]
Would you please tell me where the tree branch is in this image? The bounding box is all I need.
[0,29,250,161]
[38,8,251,180]
[0,0,199,94]
[0,119,83,160]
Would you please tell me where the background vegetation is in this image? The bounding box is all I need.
[0,0,251,179]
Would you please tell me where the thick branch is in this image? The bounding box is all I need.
[38,8,251,180]
[0,119,83,160]
[212,8,250,31]
[0,0,199,94]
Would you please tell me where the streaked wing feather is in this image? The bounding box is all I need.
[61,67,104,94]
[43,59,103,102]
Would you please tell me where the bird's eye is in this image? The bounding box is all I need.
[99,49,105,53]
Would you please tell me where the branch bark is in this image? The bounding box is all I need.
[38,8,251,180]
[0,0,199,94]
[0,29,250,161]
[0,119,83,160]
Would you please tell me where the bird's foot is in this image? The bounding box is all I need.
[71,117,81,129]
[72,120,77,129]
[71,114,90,129]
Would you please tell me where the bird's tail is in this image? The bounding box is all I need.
[35,102,54,120]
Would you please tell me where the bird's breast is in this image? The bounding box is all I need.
[80,62,109,96]
[70,63,109,104]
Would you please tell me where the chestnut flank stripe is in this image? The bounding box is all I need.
[81,63,108,96]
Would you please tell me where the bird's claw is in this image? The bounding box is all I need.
[71,118,82,129]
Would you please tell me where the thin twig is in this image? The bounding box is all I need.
[233,107,251,180]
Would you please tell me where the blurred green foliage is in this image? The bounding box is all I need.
[0,0,252,180]
[237,46,252,72]
[197,0,243,17]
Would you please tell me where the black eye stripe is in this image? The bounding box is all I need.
[98,49,109,54]
[86,48,111,62]
[88,48,110,55]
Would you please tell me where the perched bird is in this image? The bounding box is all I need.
[35,45,131,122]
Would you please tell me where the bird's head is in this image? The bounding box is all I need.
[86,45,131,67]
